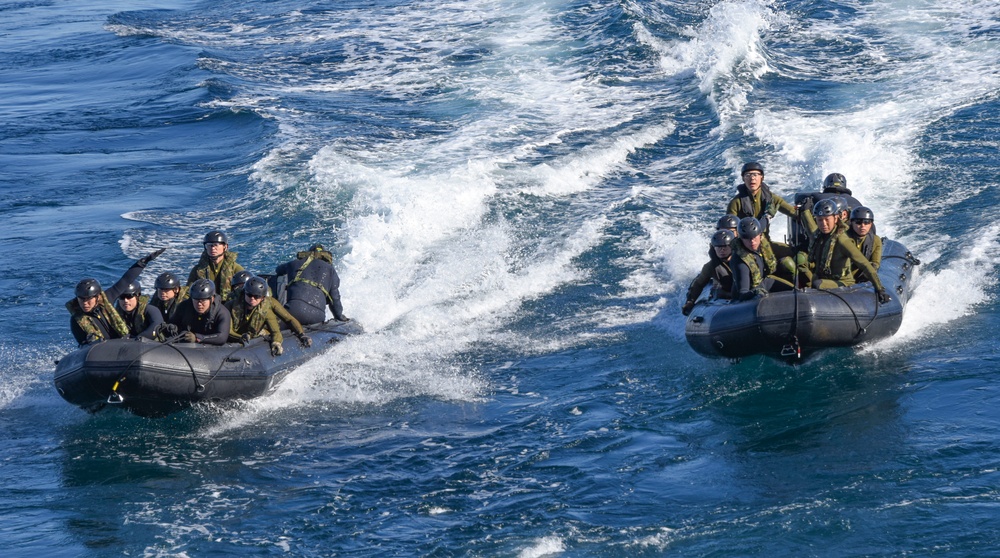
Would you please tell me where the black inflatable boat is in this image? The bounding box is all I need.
[54,320,362,417]
[685,237,919,361]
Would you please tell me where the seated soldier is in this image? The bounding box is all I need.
[274,243,348,325]
[150,272,189,323]
[793,199,890,303]
[226,275,312,356]
[225,270,254,305]
[187,231,244,302]
[847,206,883,281]
[716,214,740,238]
[682,229,735,315]
[114,281,163,340]
[162,278,232,346]
[822,173,862,210]
[66,248,165,346]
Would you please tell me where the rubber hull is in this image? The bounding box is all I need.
[53,320,362,417]
[685,239,917,359]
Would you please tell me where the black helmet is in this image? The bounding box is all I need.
[155,272,180,290]
[812,199,838,217]
[823,173,847,191]
[203,231,228,245]
[716,214,739,230]
[75,278,102,299]
[189,278,216,300]
[737,217,763,239]
[308,243,326,252]
[244,276,268,299]
[851,206,875,221]
[120,281,141,298]
[741,162,764,176]
[711,229,735,247]
[231,269,253,288]
[832,196,848,215]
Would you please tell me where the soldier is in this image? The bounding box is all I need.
[162,278,232,345]
[114,281,163,340]
[187,231,244,302]
[730,217,776,301]
[725,162,798,259]
[274,243,348,325]
[796,199,890,303]
[821,173,862,210]
[682,229,735,315]
[225,270,254,305]
[847,206,883,280]
[150,272,189,323]
[66,248,164,346]
[226,275,312,356]
[716,214,740,238]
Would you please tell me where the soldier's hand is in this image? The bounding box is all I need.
[877,289,891,305]
[180,331,197,343]
[240,333,253,346]
[270,342,283,356]
[84,333,102,345]
[681,300,695,316]
[159,323,179,338]
[297,333,312,348]
[334,314,350,322]
[797,196,814,213]
[137,248,167,268]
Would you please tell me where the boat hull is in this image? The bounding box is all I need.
[53,320,362,417]
[685,239,917,359]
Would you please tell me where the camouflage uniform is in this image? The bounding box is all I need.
[798,211,885,290]
[66,260,145,345]
[188,251,244,302]
[730,239,776,301]
[684,247,734,305]
[226,288,306,342]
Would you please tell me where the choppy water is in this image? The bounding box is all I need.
[2,0,1000,555]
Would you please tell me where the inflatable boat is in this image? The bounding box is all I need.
[53,320,362,417]
[685,237,919,361]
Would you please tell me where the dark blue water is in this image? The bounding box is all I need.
[3,0,1000,555]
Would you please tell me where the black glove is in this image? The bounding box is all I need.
[752,286,769,298]
[297,333,312,348]
[798,196,814,213]
[84,332,102,345]
[681,300,695,316]
[180,331,198,343]
[877,289,891,304]
[270,342,283,356]
[159,323,179,338]
[137,248,166,268]
[334,314,350,322]
[240,333,253,346]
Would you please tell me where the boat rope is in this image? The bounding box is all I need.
[108,333,188,403]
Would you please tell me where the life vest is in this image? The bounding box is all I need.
[732,241,766,289]
[66,293,131,342]
[290,249,336,304]
[230,296,273,338]
[809,221,851,281]
[115,295,152,336]
[191,251,241,300]
[733,183,776,220]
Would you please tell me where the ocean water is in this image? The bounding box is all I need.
[2,0,1000,555]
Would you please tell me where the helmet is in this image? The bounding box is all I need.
[716,214,739,230]
[244,276,268,299]
[711,229,735,247]
[850,206,875,221]
[737,217,763,239]
[741,162,764,176]
[189,278,216,300]
[812,199,838,217]
[823,173,847,191]
[308,243,326,252]
[75,278,102,299]
[203,231,228,245]
[830,196,846,215]
[155,272,180,290]
[231,269,253,288]
[120,281,141,298]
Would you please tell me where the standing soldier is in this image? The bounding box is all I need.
[187,231,244,302]
[682,229,736,315]
[726,162,798,258]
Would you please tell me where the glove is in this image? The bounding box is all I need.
[297,333,312,348]
[681,300,695,316]
[270,342,283,356]
[84,332,102,345]
[877,289,891,304]
[797,196,814,213]
[180,331,198,343]
[159,323,179,338]
[334,314,350,322]
[137,248,166,268]
[240,333,253,346]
